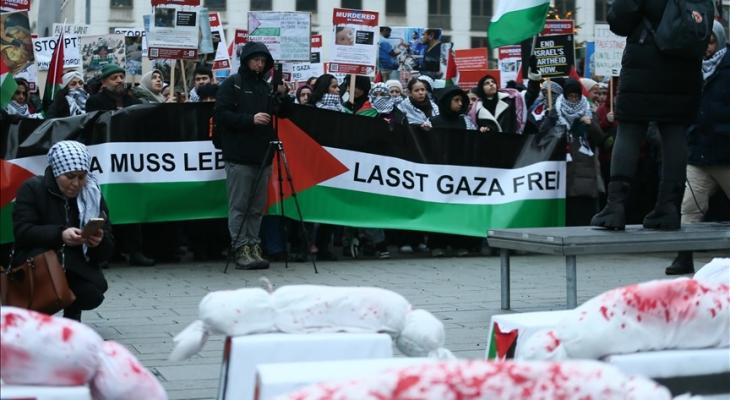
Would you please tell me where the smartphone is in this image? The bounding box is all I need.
[81,218,105,238]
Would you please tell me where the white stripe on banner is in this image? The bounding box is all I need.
[9,141,225,184]
[321,148,566,205]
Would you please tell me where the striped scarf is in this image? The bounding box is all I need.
[397,97,439,125]
[556,94,591,128]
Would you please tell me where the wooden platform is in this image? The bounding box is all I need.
[487,222,730,309]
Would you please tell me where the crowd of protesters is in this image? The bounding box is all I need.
[3,21,728,274]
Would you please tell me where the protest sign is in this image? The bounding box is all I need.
[542,20,574,36]
[310,34,322,63]
[14,62,37,90]
[584,41,595,78]
[229,29,248,73]
[147,1,201,59]
[208,12,230,70]
[329,8,379,76]
[528,34,575,78]
[52,23,90,37]
[198,7,214,54]
[79,34,126,81]
[283,35,324,82]
[1,11,34,74]
[498,45,521,88]
[593,24,625,77]
[114,29,145,77]
[378,26,431,73]
[32,35,81,70]
[248,11,311,62]
[0,0,30,12]
[453,48,488,89]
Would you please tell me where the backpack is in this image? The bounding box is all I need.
[641,0,715,60]
[211,73,242,150]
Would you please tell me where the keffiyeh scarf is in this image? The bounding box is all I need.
[397,97,439,125]
[316,93,345,112]
[65,89,89,116]
[703,47,727,80]
[556,94,591,129]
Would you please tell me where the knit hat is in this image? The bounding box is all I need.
[579,78,597,92]
[417,75,434,91]
[62,70,83,89]
[48,140,90,177]
[712,20,727,50]
[100,63,125,80]
[385,79,402,91]
[562,79,582,97]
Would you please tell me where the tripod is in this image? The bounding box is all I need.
[223,133,318,274]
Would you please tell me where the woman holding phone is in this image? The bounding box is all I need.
[13,141,113,321]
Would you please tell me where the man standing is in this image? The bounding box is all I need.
[420,29,443,78]
[378,27,400,80]
[215,42,276,270]
[188,65,214,102]
[86,64,140,112]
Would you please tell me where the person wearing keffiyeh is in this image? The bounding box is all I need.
[13,140,113,322]
[4,78,43,119]
[46,70,89,118]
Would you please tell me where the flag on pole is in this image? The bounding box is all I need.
[0,58,17,110]
[488,0,550,48]
[43,29,65,109]
[444,47,458,87]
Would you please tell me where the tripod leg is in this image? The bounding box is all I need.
[275,151,289,269]
[276,145,318,274]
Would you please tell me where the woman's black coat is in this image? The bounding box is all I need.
[608,0,705,123]
[13,167,112,290]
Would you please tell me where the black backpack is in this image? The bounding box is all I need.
[211,73,242,150]
[641,0,715,60]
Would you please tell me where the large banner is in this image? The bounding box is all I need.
[0,104,565,243]
[329,8,378,76]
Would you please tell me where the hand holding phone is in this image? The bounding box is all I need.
[81,218,105,239]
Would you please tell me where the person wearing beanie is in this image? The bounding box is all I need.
[215,41,278,270]
[131,69,167,103]
[666,20,730,275]
[385,79,404,100]
[579,77,600,110]
[591,0,714,231]
[86,63,140,112]
[13,140,113,321]
[46,70,89,118]
[469,73,517,133]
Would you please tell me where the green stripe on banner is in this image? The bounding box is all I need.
[269,186,565,237]
[0,204,14,244]
[487,328,498,360]
[101,180,228,224]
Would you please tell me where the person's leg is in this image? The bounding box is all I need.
[243,164,272,267]
[225,162,260,269]
[643,123,689,229]
[63,270,108,321]
[591,121,647,229]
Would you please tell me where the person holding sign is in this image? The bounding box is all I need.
[13,141,113,321]
[591,0,713,231]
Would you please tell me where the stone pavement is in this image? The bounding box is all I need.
[81,249,727,400]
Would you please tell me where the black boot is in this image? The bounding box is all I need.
[643,181,684,230]
[129,252,156,266]
[665,251,694,275]
[63,309,82,321]
[591,181,631,230]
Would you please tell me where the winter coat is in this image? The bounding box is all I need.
[608,0,704,123]
[688,45,730,166]
[45,87,72,118]
[430,86,476,130]
[215,42,276,165]
[13,167,112,291]
[85,88,141,112]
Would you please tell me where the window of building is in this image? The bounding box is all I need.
[553,0,576,19]
[296,0,317,12]
[471,36,488,49]
[594,0,608,22]
[110,0,132,8]
[470,0,492,30]
[386,0,406,15]
[205,0,225,10]
[250,0,272,10]
[341,0,362,10]
[428,0,451,29]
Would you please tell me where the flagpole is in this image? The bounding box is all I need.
[49,20,68,102]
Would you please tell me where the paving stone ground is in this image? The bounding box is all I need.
[81,249,727,400]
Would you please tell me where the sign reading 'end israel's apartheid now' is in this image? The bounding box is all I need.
[532,34,575,78]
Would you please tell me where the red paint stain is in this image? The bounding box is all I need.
[61,326,73,342]
[600,306,610,321]
[54,369,88,385]
[545,330,561,353]
[129,360,143,374]
[0,344,31,369]
[390,374,420,398]
[2,312,25,332]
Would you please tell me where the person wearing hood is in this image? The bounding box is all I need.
[369,82,395,116]
[666,21,730,275]
[215,41,277,270]
[4,77,43,119]
[430,86,477,130]
[470,74,517,133]
[342,75,378,117]
[132,69,168,103]
[46,71,89,118]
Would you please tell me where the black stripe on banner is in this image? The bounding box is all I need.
[284,104,564,169]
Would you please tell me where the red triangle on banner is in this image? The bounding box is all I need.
[0,159,36,207]
[493,322,519,360]
[265,117,350,211]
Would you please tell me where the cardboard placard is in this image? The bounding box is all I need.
[329,8,378,76]
[248,11,311,62]
[147,1,201,60]
[454,48,488,88]
[0,0,30,12]
[498,45,521,88]
[114,28,146,77]
[541,19,574,36]
[32,35,81,71]
[229,29,248,73]
[79,34,126,81]
[52,23,91,37]
[525,34,575,78]
[209,12,230,70]
[1,11,34,74]
[593,24,625,77]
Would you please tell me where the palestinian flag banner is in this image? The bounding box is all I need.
[267,105,565,238]
[1,103,565,244]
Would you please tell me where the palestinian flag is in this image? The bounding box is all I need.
[0,59,17,109]
[267,105,565,237]
[1,103,226,244]
[42,29,65,110]
[488,0,550,48]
